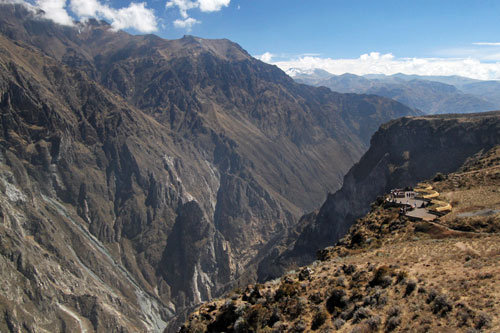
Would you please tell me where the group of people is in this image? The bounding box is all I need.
[386,188,429,216]
[399,202,414,215]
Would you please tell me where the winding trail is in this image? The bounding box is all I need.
[415,183,452,212]
[391,184,452,221]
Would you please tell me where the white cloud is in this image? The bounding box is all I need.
[266,52,500,80]
[110,3,158,32]
[437,45,500,62]
[2,0,158,32]
[473,42,500,46]
[36,0,74,26]
[166,0,197,18]
[166,0,230,29]
[173,17,199,30]
[69,0,158,32]
[256,52,273,63]
[198,0,230,12]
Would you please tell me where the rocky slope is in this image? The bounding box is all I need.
[182,145,500,332]
[0,4,418,332]
[261,111,500,277]
[294,72,499,115]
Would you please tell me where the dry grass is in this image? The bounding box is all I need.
[181,146,500,332]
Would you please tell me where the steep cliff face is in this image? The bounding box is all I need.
[287,112,500,263]
[182,145,500,333]
[0,4,418,331]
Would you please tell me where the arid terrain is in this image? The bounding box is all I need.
[181,145,500,332]
[0,4,420,331]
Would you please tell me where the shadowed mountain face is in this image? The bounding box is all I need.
[295,72,500,115]
[182,144,500,333]
[0,4,418,332]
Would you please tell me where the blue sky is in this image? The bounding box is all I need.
[9,0,500,79]
[156,0,500,60]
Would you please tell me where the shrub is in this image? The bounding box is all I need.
[267,307,281,328]
[433,172,446,182]
[336,276,346,287]
[333,318,345,330]
[385,316,401,332]
[311,310,329,330]
[291,320,307,333]
[456,309,473,327]
[380,275,392,288]
[275,281,300,300]
[432,295,453,316]
[353,307,371,323]
[387,306,400,318]
[405,279,417,296]
[366,315,381,330]
[309,292,323,305]
[341,308,354,321]
[246,304,270,330]
[298,267,313,281]
[475,312,491,329]
[343,264,356,275]
[363,295,375,307]
[207,302,239,332]
[352,269,368,282]
[271,321,288,333]
[396,270,408,284]
[234,317,250,333]
[350,232,365,247]
[326,288,348,313]
[282,296,307,320]
[370,266,393,287]
[426,289,438,303]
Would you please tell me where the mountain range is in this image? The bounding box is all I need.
[2,3,500,332]
[0,4,420,332]
[294,70,500,115]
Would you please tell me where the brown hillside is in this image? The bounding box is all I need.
[0,3,419,331]
[181,145,500,332]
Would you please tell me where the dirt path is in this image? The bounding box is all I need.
[415,183,452,212]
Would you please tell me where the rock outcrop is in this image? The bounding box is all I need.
[284,112,500,266]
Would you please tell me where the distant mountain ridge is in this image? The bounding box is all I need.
[0,4,418,332]
[294,70,500,115]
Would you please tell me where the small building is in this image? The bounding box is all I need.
[391,189,416,199]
